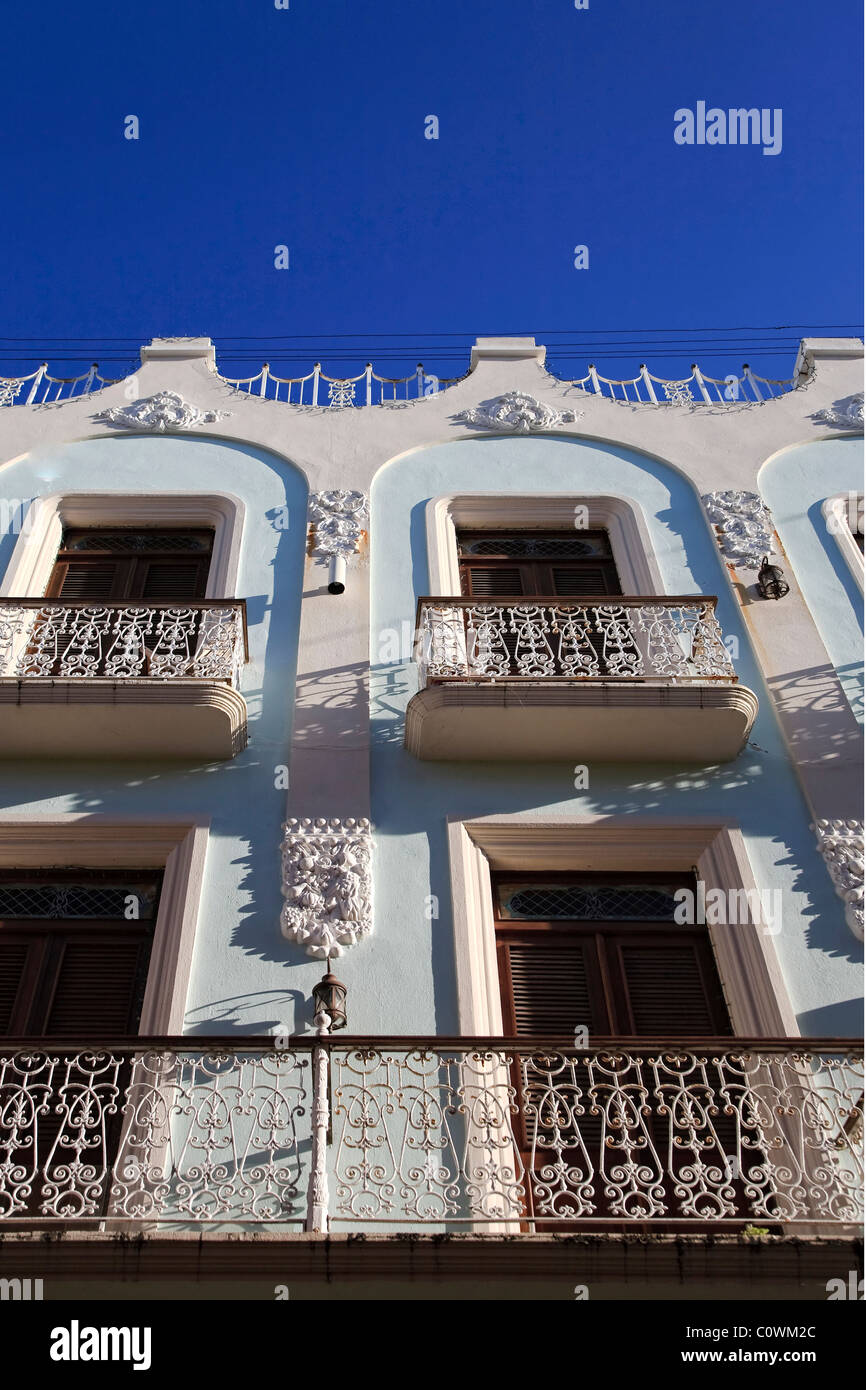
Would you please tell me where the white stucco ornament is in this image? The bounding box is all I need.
[814,394,864,430]
[280,817,372,958]
[813,819,864,941]
[455,391,581,433]
[95,391,231,432]
[702,490,776,569]
[308,490,368,559]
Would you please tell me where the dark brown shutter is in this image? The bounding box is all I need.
[139,560,209,600]
[550,565,620,596]
[503,941,595,1035]
[46,530,213,601]
[42,936,152,1035]
[616,941,732,1036]
[458,531,622,598]
[461,565,527,597]
[0,943,30,1031]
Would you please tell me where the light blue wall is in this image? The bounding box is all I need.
[370,436,863,1039]
[761,437,864,722]
[0,434,325,1037]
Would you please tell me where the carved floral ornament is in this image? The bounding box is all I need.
[455,391,582,433]
[813,393,864,430]
[95,392,231,432]
[813,819,864,941]
[308,489,368,560]
[280,818,372,958]
[702,490,777,569]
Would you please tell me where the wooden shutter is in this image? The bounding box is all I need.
[0,872,161,1038]
[47,530,213,601]
[499,939,602,1035]
[613,937,732,1037]
[458,531,622,598]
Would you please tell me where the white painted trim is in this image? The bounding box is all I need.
[1,492,245,599]
[448,815,797,1039]
[0,817,208,1033]
[822,493,864,594]
[424,493,664,595]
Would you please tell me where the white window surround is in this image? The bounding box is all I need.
[0,492,245,599]
[822,493,864,594]
[0,817,208,1033]
[447,815,798,1039]
[424,493,665,596]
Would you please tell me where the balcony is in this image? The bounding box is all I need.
[405,596,759,762]
[0,1038,860,1233]
[0,599,248,760]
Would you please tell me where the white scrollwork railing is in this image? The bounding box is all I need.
[415,596,735,684]
[559,362,807,406]
[0,600,247,684]
[0,363,128,407]
[0,1040,860,1229]
[216,362,466,406]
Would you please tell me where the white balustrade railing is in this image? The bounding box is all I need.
[0,1039,860,1229]
[416,596,735,684]
[562,362,807,405]
[1,356,807,408]
[0,363,127,407]
[0,600,247,684]
[215,361,465,406]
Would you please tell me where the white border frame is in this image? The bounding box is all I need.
[447,815,798,1038]
[424,493,665,595]
[0,817,209,1032]
[822,493,864,594]
[1,492,245,599]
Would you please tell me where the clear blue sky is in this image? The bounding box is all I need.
[1,0,862,385]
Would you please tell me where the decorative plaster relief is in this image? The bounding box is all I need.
[308,489,368,560]
[702,490,776,568]
[813,394,864,430]
[281,817,372,958]
[813,819,864,941]
[95,392,230,432]
[455,391,581,433]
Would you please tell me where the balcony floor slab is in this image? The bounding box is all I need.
[0,679,248,760]
[405,681,759,762]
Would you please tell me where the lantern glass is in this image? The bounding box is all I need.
[313,971,348,1030]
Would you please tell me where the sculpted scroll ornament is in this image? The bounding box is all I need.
[281,818,372,958]
[308,490,368,560]
[702,490,776,569]
[95,392,230,432]
[455,391,581,433]
[814,394,864,430]
[813,819,864,941]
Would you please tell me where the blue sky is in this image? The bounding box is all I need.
[0,0,862,385]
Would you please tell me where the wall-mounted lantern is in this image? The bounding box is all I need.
[312,966,348,1031]
[757,556,789,600]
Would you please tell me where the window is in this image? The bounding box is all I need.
[45,529,214,602]
[0,869,163,1036]
[457,530,622,598]
[493,871,731,1037]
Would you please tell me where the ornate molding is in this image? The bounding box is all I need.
[280,817,372,958]
[95,391,230,432]
[813,819,864,941]
[813,393,864,430]
[702,490,776,569]
[455,391,581,433]
[308,490,368,560]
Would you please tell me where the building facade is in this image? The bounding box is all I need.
[0,335,862,1300]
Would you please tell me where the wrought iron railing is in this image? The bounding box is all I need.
[0,600,247,683]
[0,357,807,409]
[0,1039,860,1230]
[415,596,736,683]
[559,362,807,405]
[0,364,126,407]
[215,362,466,406]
